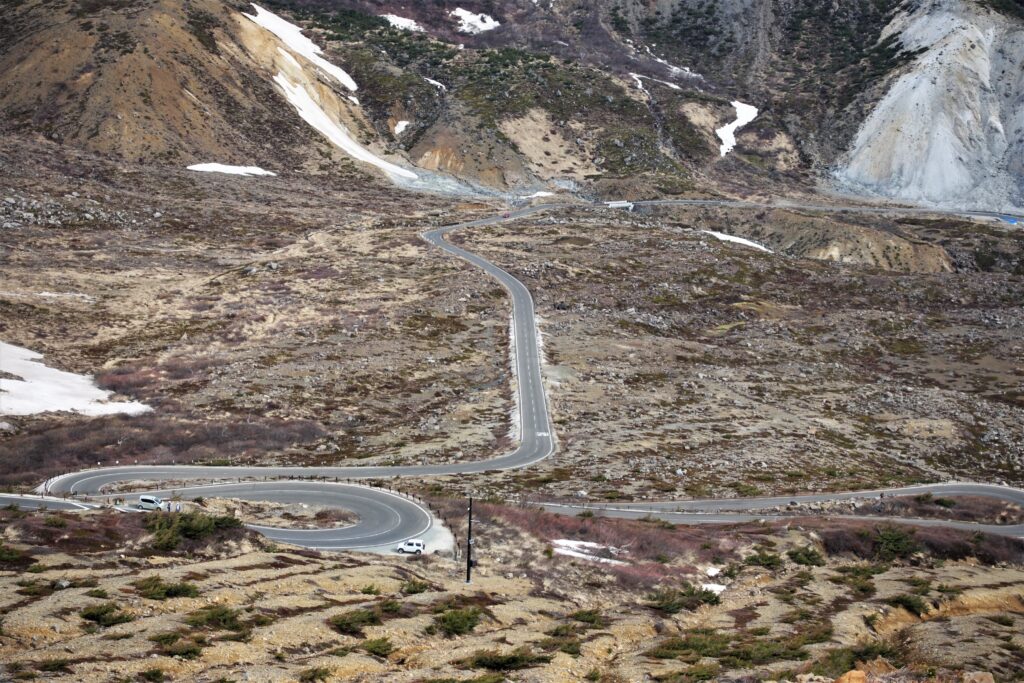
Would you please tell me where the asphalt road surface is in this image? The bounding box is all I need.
[23,199,1024,549]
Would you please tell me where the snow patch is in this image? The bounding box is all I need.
[382,14,424,32]
[273,73,417,180]
[702,230,772,253]
[552,539,628,565]
[187,163,277,176]
[705,566,721,577]
[702,583,728,595]
[450,8,500,33]
[394,120,410,135]
[629,73,682,92]
[506,314,522,443]
[0,342,151,417]
[716,101,758,157]
[424,77,447,91]
[522,191,554,199]
[245,4,358,91]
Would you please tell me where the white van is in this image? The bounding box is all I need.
[137,495,164,511]
[395,539,425,555]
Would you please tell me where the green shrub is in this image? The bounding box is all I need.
[461,647,552,671]
[645,583,720,614]
[144,512,242,551]
[744,552,783,569]
[362,637,394,657]
[645,630,731,660]
[433,607,482,637]
[401,579,431,594]
[80,602,133,627]
[569,609,607,627]
[298,666,332,682]
[37,658,71,672]
[874,527,918,561]
[810,641,901,676]
[186,605,243,631]
[359,584,380,595]
[134,576,199,600]
[0,543,26,565]
[886,593,929,617]
[139,669,166,682]
[830,564,886,598]
[787,546,825,567]
[85,588,108,599]
[328,609,380,636]
[43,515,67,528]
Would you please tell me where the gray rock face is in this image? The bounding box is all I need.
[834,0,1024,213]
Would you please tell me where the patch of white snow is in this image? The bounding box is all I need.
[715,101,758,157]
[187,163,277,176]
[244,4,358,91]
[450,8,500,34]
[424,77,447,91]
[273,73,417,180]
[702,230,772,253]
[0,342,152,417]
[552,539,628,565]
[381,14,424,32]
[702,583,727,595]
[394,120,410,135]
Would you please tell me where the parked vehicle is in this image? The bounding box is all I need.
[137,495,164,511]
[395,539,425,554]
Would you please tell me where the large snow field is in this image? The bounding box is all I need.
[0,342,151,417]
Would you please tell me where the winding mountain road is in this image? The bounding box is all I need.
[12,199,1024,550]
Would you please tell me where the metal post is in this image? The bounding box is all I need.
[466,497,473,584]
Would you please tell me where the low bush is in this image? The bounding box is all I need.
[460,647,552,671]
[810,641,901,676]
[645,583,720,614]
[886,593,929,617]
[80,602,133,627]
[744,551,783,569]
[145,511,243,551]
[36,659,71,673]
[786,546,825,567]
[401,579,431,594]
[646,630,731,660]
[328,609,380,636]
[186,605,243,631]
[134,575,199,600]
[570,609,607,627]
[299,667,332,682]
[139,669,166,682]
[362,637,394,657]
[432,607,482,637]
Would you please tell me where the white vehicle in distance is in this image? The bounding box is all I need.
[395,539,425,555]
[136,495,165,511]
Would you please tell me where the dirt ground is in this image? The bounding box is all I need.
[1,504,1020,682]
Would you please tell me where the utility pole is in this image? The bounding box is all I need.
[466,496,473,584]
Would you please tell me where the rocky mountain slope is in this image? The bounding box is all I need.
[2,0,1020,208]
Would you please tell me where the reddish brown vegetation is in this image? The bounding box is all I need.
[0,507,147,554]
[0,416,326,486]
[852,495,1024,525]
[814,519,1023,564]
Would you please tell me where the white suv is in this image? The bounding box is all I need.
[395,539,425,555]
